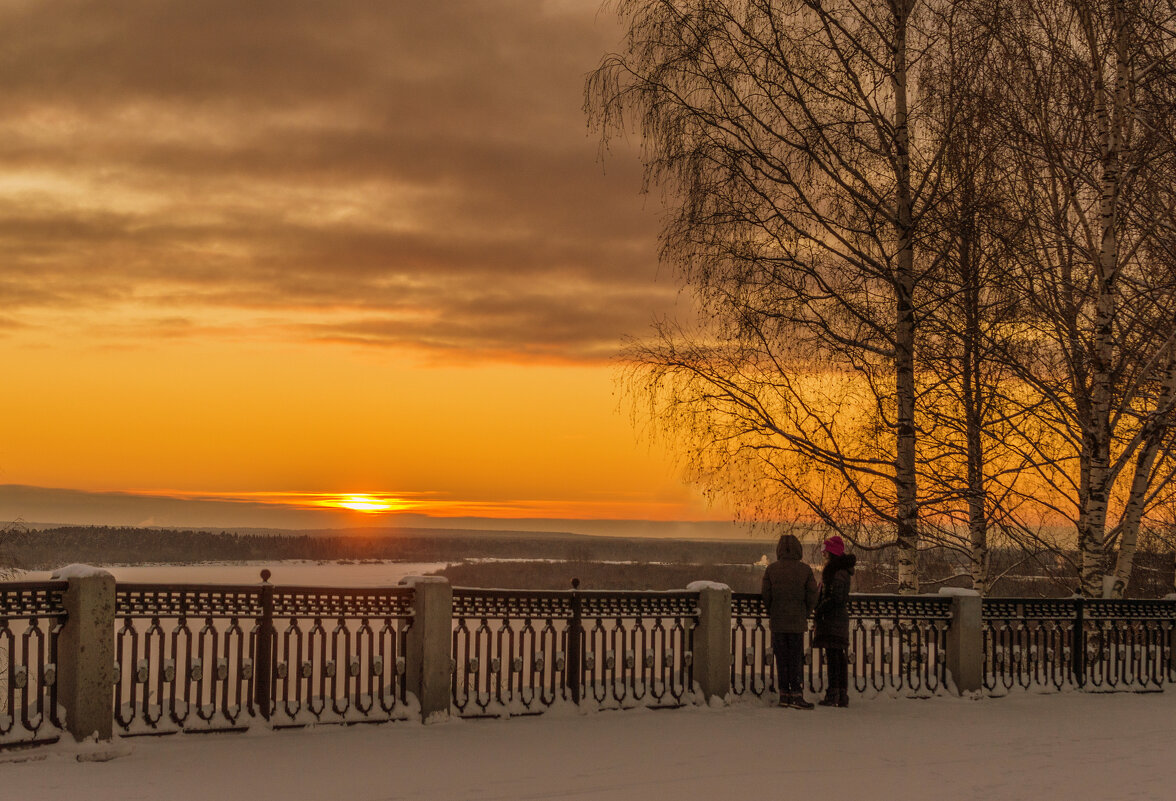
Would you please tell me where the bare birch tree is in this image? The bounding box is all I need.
[587,0,976,593]
[982,0,1176,597]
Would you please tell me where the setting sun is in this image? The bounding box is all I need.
[332,494,399,513]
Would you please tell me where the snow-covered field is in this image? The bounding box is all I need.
[5,692,1173,800]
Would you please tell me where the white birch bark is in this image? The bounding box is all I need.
[1109,352,1176,597]
[893,0,919,595]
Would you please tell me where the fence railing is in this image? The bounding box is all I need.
[4,570,1176,750]
[451,583,697,717]
[983,598,1176,693]
[0,581,67,746]
[731,593,952,699]
[113,579,415,735]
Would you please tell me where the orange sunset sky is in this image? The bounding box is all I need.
[0,0,738,532]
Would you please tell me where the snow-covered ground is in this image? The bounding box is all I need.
[5,692,1174,800]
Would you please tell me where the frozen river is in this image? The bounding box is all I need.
[18,560,450,587]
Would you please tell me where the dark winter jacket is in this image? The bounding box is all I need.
[761,534,818,634]
[812,553,857,650]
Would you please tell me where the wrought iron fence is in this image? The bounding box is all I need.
[115,583,263,734]
[0,581,66,747]
[731,593,775,698]
[983,598,1176,693]
[269,584,413,726]
[451,583,697,716]
[113,577,414,734]
[730,593,952,699]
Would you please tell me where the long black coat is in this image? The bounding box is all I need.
[811,553,856,650]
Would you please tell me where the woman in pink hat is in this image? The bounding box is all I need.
[812,535,856,707]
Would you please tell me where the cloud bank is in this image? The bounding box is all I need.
[0,0,667,363]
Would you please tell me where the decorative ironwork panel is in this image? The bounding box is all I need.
[269,586,413,727]
[451,589,573,620]
[730,593,774,698]
[578,591,698,619]
[271,586,414,619]
[451,602,571,716]
[848,595,953,621]
[114,585,263,735]
[113,582,415,734]
[579,599,696,710]
[982,598,1175,693]
[451,588,697,717]
[116,584,263,618]
[0,582,67,748]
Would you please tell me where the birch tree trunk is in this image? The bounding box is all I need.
[1109,352,1176,596]
[893,0,919,594]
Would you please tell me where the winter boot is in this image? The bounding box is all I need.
[817,687,838,707]
[789,693,814,710]
[836,689,850,708]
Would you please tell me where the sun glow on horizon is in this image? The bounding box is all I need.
[331,494,400,513]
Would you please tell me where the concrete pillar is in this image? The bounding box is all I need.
[688,582,732,705]
[400,576,452,723]
[53,566,116,741]
[944,590,983,695]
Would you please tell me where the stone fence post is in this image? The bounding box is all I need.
[941,588,983,695]
[53,565,116,742]
[400,576,452,723]
[688,581,732,705]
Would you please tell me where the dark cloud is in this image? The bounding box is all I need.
[0,1,664,362]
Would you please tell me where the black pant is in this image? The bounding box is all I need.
[824,647,848,692]
[772,632,805,694]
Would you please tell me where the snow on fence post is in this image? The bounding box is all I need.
[941,588,983,695]
[401,576,452,723]
[53,564,116,742]
[688,582,732,705]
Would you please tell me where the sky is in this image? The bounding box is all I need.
[0,0,732,531]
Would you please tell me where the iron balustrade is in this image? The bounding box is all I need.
[0,581,67,747]
[731,593,775,697]
[114,583,264,734]
[113,576,414,734]
[983,598,1176,693]
[268,584,413,726]
[9,574,1176,748]
[730,593,952,698]
[451,582,697,716]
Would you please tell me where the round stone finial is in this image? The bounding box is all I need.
[260,569,272,583]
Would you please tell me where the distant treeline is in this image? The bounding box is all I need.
[430,560,766,593]
[3,526,1172,598]
[0,525,769,570]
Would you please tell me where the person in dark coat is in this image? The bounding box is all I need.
[761,533,818,709]
[812,535,856,707]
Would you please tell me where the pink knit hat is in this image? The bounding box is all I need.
[822,535,846,556]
